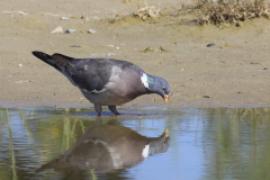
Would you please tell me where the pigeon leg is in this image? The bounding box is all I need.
[94,104,102,116]
[108,105,120,116]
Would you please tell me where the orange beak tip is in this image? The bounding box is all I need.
[164,95,169,103]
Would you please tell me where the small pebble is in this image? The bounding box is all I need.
[18,63,23,68]
[65,28,76,34]
[206,43,215,47]
[60,16,70,20]
[107,52,116,57]
[87,28,97,34]
[203,95,210,98]
[51,26,64,34]
[70,45,81,48]
[142,47,154,53]
[17,10,28,16]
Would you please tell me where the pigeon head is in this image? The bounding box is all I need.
[148,128,170,156]
[141,73,170,102]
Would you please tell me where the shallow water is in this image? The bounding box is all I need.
[0,107,270,180]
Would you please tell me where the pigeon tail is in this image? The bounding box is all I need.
[32,51,73,72]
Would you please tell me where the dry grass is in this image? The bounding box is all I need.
[195,0,270,26]
[108,0,270,26]
[108,5,161,24]
[133,6,161,20]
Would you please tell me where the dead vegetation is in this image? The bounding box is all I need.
[195,0,270,26]
[133,6,161,20]
[108,5,161,24]
[108,0,270,26]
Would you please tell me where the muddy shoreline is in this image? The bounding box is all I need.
[1,0,270,109]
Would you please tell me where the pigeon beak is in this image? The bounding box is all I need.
[164,128,170,138]
[163,95,169,103]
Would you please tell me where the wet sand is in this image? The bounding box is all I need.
[1,0,270,108]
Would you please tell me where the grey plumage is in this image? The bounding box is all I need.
[36,125,170,174]
[32,51,170,116]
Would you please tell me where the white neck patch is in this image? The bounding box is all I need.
[142,144,150,158]
[141,73,149,88]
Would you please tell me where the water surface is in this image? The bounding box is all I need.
[0,107,270,180]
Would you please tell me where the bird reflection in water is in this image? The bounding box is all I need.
[37,124,170,176]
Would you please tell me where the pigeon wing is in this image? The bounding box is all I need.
[65,59,113,93]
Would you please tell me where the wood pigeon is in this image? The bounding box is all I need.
[36,124,170,174]
[32,51,170,116]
